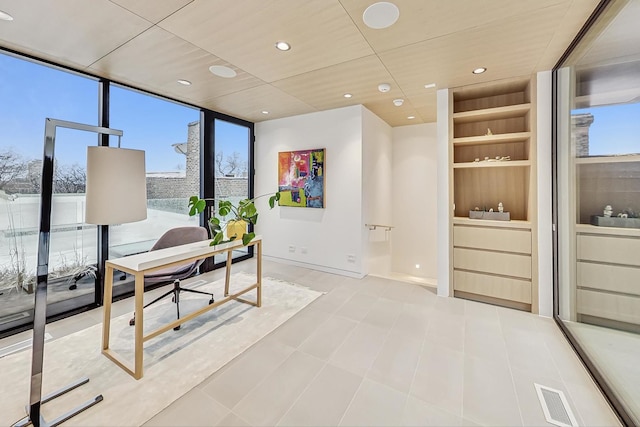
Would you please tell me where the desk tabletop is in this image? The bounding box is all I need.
[106,235,262,272]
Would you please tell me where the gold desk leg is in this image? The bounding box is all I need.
[134,272,144,379]
[224,249,232,297]
[257,240,262,308]
[102,265,114,351]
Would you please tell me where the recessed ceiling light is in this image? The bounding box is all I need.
[424,83,436,89]
[262,111,269,115]
[363,2,399,29]
[344,93,353,98]
[275,41,291,51]
[472,67,487,74]
[209,65,237,78]
[0,10,14,21]
[393,99,404,107]
[177,79,191,86]
[407,116,415,119]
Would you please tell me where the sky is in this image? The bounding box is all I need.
[0,53,248,173]
[572,103,640,156]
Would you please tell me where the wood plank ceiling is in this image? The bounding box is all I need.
[0,0,600,126]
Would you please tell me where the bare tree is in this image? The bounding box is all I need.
[54,163,86,193]
[215,151,243,177]
[0,149,25,190]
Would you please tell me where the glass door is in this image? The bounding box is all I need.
[554,1,640,424]
[212,117,253,264]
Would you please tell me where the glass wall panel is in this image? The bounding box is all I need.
[213,118,251,263]
[109,85,200,291]
[555,0,640,423]
[0,52,98,333]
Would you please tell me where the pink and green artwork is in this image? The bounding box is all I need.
[278,148,325,208]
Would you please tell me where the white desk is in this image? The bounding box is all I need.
[101,236,262,379]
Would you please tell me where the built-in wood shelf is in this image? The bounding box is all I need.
[452,103,531,123]
[453,160,531,169]
[453,132,531,146]
[575,154,640,164]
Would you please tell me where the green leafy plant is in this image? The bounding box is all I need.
[188,192,280,246]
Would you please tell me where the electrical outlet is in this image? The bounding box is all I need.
[289,245,296,253]
[301,247,308,254]
[347,254,356,263]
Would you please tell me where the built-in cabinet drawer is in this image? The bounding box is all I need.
[577,234,640,266]
[452,224,533,309]
[453,247,531,279]
[577,289,640,325]
[454,225,531,254]
[576,231,640,327]
[577,262,640,296]
[454,270,531,304]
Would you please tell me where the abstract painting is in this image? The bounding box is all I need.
[278,148,325,208]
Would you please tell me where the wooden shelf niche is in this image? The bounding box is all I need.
[449,77,537,312]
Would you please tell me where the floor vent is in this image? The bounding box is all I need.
[535,383,579,427]
[0,333,53,358]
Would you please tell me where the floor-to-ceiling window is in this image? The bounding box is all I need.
[0,52,99,333]
[554,0,640,424]
[212,117,253,264]
[108,84,201,294]
[0,50,256,337]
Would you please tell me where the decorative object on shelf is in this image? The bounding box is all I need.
[476,155,511,163]
[591,215,640,228]
[278,148,325,208]
[188,192,280,246]
[469,209,510,221]
[498,202,504,213]
[618,213,628,218]
[603,205,613,217]
[486,128,492,136]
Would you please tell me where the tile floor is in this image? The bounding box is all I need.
[0,260,622,426]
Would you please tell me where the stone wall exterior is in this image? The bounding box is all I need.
[146,121,248,201]
[572,113,595,157]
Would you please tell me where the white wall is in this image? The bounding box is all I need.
[436,89,452,296]
[362,107,393,277]
[391,123,438,280]
[254,105,366,277]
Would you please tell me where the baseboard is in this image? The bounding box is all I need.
[263,255,365,279]
[368,272,437,288]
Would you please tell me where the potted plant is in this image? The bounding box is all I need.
[188,192,280,246]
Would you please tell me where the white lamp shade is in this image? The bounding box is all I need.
[85,146,147,225]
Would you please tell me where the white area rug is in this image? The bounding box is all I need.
[0,273,322,426]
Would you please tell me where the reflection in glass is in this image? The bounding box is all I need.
[555,1,640,423]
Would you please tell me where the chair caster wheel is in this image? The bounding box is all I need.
[129,317,135,326]
[173,325,181,331]
[69,284,77,290]
[209,298,215,304]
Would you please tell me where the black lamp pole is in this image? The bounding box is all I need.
[13,118,123,427]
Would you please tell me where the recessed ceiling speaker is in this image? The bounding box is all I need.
[393,99,404,106]
[378,83,391,92]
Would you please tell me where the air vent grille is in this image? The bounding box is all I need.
[535,383,579,427]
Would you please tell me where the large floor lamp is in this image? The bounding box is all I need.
[13,119,147,427]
